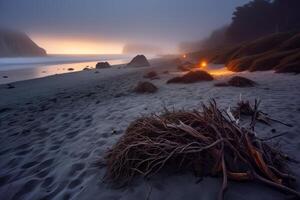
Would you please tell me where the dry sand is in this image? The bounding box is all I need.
[0,59,299,200]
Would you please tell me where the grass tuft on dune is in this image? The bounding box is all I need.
[190,31,300,74]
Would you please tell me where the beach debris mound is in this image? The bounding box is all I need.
[167,70,214,84]
[228,76,256,87]
[127,55,150,67]
[215,76,256,87]
[133,81,157,93]
[6,84,15,89]
[83,66,91,71]
[105,100,300,199]
[96,62,111,69]
[143,71,158,79]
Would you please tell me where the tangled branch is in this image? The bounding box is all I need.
[105,100,299,199]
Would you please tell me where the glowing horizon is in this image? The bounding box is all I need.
[33,36,124,55]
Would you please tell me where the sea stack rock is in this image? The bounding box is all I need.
[96,62,111,69]
[127,55,150,67]
[0,29,46,57]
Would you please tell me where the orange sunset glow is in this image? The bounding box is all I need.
[33,36,123,54]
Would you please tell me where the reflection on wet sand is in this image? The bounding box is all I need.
[0,59,129,84]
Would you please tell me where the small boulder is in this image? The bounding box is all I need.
[6,84,15,89]
[83,66,91,71]
[96,62,111,69]
[0,107,12,113]
[166,77,182,84]
[68,68,74,71]
[167,70,214,84]
[215,76,256,87]
[214,82,230,87]
[143,71,158,79]
[133,81,158,93]
[228,76,256,87]
[127,55,150,67]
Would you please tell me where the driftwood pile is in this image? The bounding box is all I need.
[105,100,299,199]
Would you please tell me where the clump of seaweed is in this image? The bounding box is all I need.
[143,71,159,79]
[167,70,214,84]
[215,76,256,87]
[133,81,158,93]
[105,100,299,200]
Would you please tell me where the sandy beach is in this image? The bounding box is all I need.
[0,58,299,200]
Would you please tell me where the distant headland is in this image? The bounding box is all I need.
[0,29,46,57]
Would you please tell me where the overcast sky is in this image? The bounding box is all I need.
[0,0,250,53]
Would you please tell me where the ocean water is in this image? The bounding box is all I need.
[0,54,136,84]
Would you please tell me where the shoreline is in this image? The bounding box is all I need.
[0,54,134,68]
[0,55,159,85]
[0,58,164,87]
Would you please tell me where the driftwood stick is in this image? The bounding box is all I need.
[218,152,228,200]
[253,172,300,198]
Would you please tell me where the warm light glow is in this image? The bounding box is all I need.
[182,54,187,58]
[206,68,234,76]
[192,67,234,76]
[33,36,123,54]
[200,61,207,68]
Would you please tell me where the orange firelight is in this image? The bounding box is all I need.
[200,61,207,68]
[183,54,187,59]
